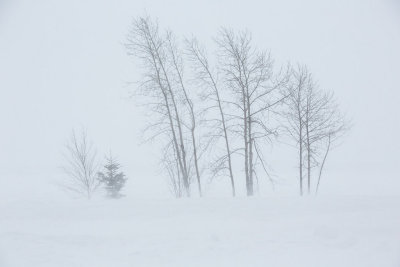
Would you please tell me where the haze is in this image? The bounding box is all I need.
[0,0,399,199]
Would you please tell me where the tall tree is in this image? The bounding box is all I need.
[186,38,236,196]
[166,33,202,196]
[313,96,349,194]
[284,65,350,195]
[216,29,287,196]
[284,65,309,195]
[126,16,204,197]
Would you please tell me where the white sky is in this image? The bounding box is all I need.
[0,0,399,199]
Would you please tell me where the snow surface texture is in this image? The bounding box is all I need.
[1,197,399,267]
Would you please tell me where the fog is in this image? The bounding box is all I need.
[1,0,399,199]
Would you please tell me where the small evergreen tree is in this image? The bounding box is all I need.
[97,154,127,198]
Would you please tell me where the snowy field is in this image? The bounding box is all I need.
[1,196,399,267]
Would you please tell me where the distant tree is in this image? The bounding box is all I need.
[284,65,350,195]
[284,65,309,196]
[61,129,99,199]
[126,16,205,197]
[97,154,127,198]
[302,72,350,195]
[216,29,288,196]
[166,32,203,197]
[186,37,236,197]
[313,95,350,195]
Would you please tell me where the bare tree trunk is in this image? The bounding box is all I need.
[147,29,190,196]
[216,29,284,196]
[284,65,349,197]
[167,35,202,196]
[162,89,187,193]
[191,126,202,196]
[126,17,191,197]
[186,39,236,196]
[299,126,304,196]
[247,99,254,196]
[243,92,250,195]
[208,74,236,196]
[150,49,187,197]
[211,80,236,196]
[158,58,190,196]
[316,134,331,194]
[306,123,311,195]
[224,123,236,197]
[284,65,308,196]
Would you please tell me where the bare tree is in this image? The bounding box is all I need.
[166,33,203,197]
[163,139,183,198]
[284,65,350,195]
[186,38,236,196]
[302,77,344,195]
[303,76,326,194]
[61,129,99,199]
[126,16,204,197]
[216,29,287,196]
[314,100,349,194]
[284,65,309,195]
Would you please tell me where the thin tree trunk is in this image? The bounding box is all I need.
[204,65,235,196]
[168,39,201,196]
[145,30,191,196]
[305,95,311,195]
[316,134,331,194]
[188,45,236,196]
[306,125,311,195]
[150,51,187,197]
[208,71,236,196]
[299,125,303,196]
[162,90,187,192]
[191,127,202,196]
[247,97,254,196]
[243,94,250,196]
[156,54,190,196]
[171,94,190,196]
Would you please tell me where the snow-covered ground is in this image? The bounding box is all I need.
[1,196,399,267]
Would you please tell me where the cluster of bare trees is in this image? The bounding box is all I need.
[126,16,349,197]
[284,66,349,195]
